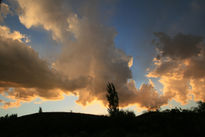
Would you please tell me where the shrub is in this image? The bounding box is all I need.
[0,114,18,121]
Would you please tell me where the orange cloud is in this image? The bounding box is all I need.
[0,100,21,109]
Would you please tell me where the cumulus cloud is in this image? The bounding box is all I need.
[117,80,169,110]
[0,0,168,109]
[52,1,168,108]
[16,0,72,42]
[0,25,29,42]
[0,25,90,108]
[148,32,205,104]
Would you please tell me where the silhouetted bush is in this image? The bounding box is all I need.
[0,114,18,121]
[160,101,205,113]
[164,107,182,113]
[118,110,135,118]
[9,114,18,119]
[109,109,135,119]
[192,101,205,113]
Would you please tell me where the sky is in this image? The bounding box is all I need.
[0,0,205,116]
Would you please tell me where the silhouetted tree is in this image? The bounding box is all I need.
[106,82,119,116]
[39,107,43,113]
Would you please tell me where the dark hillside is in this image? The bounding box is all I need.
[0,112,205,137]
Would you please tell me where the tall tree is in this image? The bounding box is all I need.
[106,82,119,115]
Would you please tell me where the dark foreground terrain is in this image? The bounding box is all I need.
[0,111,205,137]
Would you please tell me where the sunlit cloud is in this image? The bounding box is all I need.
[0,25,29,42]
[0,0,168,110]
[148,32,205,105]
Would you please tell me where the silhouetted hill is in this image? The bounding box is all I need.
[0,111,205,137]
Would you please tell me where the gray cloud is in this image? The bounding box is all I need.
[153,32,203,60]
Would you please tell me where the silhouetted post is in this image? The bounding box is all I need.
[39,107,43,113]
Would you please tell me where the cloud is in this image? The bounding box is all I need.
[54,10,168,108]
[118,80,169,110]
[0,0,168,109]
[0,100,21,109]
[0,25,90,108]
[16,0,72,42]
[148,32,205,104]
[0,25,30,42]
[0,2,11,22]
[153,32,203,60]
